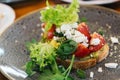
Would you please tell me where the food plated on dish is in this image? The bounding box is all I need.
[0,0,120,80]
[25,0,110,79]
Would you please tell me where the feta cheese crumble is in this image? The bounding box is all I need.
[98,67,103,72]
[90,71,94,78]
[53,36,59,40]
[90,38,100,45]
[56,28,61,33]
[56,23,89,47]
[105,63,118,68]
[110,37,119,44]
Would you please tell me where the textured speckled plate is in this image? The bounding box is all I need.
[0,5,120,80]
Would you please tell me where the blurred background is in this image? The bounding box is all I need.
[0,0,120,19]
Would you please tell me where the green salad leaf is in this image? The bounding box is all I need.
[25,60,36,76]
[38,55,75,80]
[28,42,56,71]
[40,0,79,31]
[57,40,77,59]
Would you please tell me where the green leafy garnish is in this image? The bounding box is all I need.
[25,60,36,76]
[26,42,56,73]
[76,69,86,79]
[80,17,87,22]
[40,0,79,31]
[25,41,76,79]
[57,40,77,58]
[38,55,75,80]
[98,28,104,35]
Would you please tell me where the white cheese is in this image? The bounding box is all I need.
[110,37,119,44]
[90,71,94,78]
[53,36,59,40]
[61,24,72,32]
[98,67,103,72]
[60,23,78,32]
[105,63,118,68]
[82,42,89,47]
[64,30,72,39]
[73,30,88,43]
[71,22,78,28]
[60,23,88,44]
[90,38,100,45]
[56,28,61,33]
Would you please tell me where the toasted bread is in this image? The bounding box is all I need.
[56,44,109,69]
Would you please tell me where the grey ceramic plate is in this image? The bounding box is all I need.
[0,5,120,80]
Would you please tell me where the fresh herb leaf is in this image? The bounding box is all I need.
[58,65,66,73]
[76,69,86,79]
[40,0,79,31]
[98,28,104,35]
[63,55,75,80]
[57,37,66,43]
[54,32,63,37]
[80,17,87,22]
[57,40,77,57]
[25,60,36,76]
[78,17,87,23]
[38,55,75,80]
[26,39,37,50]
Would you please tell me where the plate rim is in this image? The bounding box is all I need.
[61,0,119,5]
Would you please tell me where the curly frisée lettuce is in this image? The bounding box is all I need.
[40,0,79,31]
[25,41,76,79]
[25,42,56,75]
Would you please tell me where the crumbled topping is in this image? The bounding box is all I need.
[58,23,88,46]
[56,28,61,33]
[36,23,41,27]
[90,71,94,78]
[105,63,118,68]
[15,40,18,43]
[98,67,103,72]
[82,42,89,47]
[110,37,119,44]
[53,36,59,40]
[90,38,100,45]
[109,52,113,57]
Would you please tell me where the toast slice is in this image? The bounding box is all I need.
[56,44,109,69]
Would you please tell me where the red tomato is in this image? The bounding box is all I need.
[89,32,105,52]
[77,22,91,40]
[47,25,56,39]
[74,43,90,58]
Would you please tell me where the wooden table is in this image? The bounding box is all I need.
[0,0,120,80]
